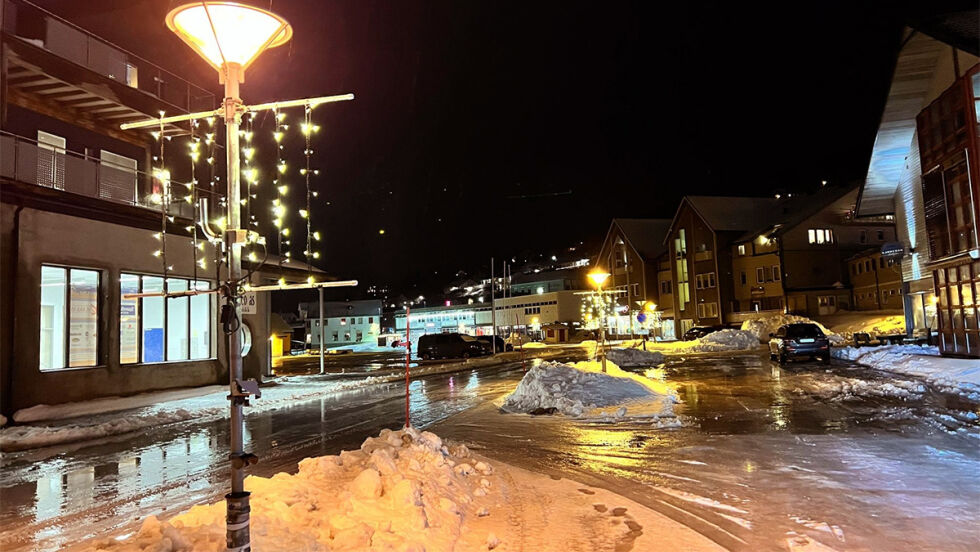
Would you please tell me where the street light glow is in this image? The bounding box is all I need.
[588,269,610,288]
[166,2,292,72]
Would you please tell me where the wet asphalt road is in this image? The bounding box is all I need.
[1,349,978,551]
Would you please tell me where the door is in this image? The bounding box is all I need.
[37,131,66,190]
[99,150,138,203]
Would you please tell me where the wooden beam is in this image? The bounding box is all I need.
[7,87,150,149]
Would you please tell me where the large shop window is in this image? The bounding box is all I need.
[40,265,100,370]
[121,274,214,363]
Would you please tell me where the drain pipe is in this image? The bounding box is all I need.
[4,205,25,418]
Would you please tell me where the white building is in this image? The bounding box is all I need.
[300,300,382,348]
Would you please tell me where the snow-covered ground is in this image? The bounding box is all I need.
[501,360,678,422]
[740,314,843,345]
[815,310,905,338]
[832,344,980,400]
[86,427,722,552]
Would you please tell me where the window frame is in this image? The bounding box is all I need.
[119,272,216,365]
[39,264,102,371]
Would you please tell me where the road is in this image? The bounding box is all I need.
[1,349,977,551]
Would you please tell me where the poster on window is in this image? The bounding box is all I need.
[69,277,98,367]
[120,301,138,363]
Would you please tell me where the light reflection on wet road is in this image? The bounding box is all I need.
[2,350,978,551]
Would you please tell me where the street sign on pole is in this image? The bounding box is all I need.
[240,291,257,315]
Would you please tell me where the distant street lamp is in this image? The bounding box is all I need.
[166,3,291,551]
[588,269,611,372]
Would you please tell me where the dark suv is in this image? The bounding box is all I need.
[682,325,723,341]
[769,323,831,364]
[417,333,490,360]
[475,335,512,353]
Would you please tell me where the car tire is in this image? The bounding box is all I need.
[822,355,831,365]
[421,353,430,361]
[462,352,470,359]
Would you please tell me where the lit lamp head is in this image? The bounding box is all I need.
[166,2,292,82]
[588,269,610,289]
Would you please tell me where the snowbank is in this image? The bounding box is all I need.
[606,347,665,366]
[85,427,724,552]
[819,310,905,338]
[616,330,761,355]
[1,377,387,452]
[89,427,493,551]
[832,344,980,400]
[502,360,677,418]
[740,314,840,344]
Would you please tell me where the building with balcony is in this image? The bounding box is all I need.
[595,218,674,338]
[855,23,979,356]
[0,1,305,414]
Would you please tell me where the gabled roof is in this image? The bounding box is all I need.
[681,196,780,233]
[733,183,861,243]
[606,218,673,262]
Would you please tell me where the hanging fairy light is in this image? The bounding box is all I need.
[153,114,170,292]
[272,107,288,279]
[300,103,321,282]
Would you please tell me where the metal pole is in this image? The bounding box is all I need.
[599,286,607,373]
[318,286,325,375]
[405,306,411,428]
[219,62,252,552]
[490,258,496,354]
[623,244,634,340]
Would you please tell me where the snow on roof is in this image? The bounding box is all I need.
[684,196,780,232]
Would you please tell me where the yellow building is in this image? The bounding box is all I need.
[847,250,903,310]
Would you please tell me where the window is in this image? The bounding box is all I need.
[696,302,718,319]
[356,330,363,341]
[740,271,746,285]
[879,257,885,269]
[764,266,772,282]
[674,228,687,258]
[695,273,716,289]
[851,264,857,275]
[865,260,871,273]
[772,266,780,281]
[876,230,885,241]
[631,283,640,297]
[859,230,867,244]
[660,280,671,295]
[756,267,765,284]
[332,331,339,342]
[120,274,214,364]
[40,265,100,370]
[737,244,746,256]
[340,317,347,325]
[358,317,363,324]
[807,228,834,245]
[368,317,374,324]
[344,332,351,341]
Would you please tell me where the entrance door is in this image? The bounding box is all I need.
[37,131,66,190]
[817,295,837,315]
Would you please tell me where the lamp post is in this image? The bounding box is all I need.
[588,269,611,372]
[165,4,291,551]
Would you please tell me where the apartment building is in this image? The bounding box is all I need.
[595,218,674,337]
[855,26,979,356]
[847,250,903,310]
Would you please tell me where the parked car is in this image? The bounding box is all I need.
[417,333,490,360]
[290,340,307,355]
[769,323,831,364]
[682,326,722,341]
[475,335,513,353]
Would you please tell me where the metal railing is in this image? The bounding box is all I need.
[0,131,208,219]
[2,0,216,113]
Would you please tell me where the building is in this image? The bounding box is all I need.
[394,290,584,340]
[595,218,674,338]
[854,25,979,356]
[847,250,903,310]
[509,267,586,296]
[729,185,897,319]
[300,300,382,348]
[665,196,778,334]
[0,2,312,414]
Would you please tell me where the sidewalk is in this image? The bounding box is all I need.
[832,344,980,401]
[0,347,573,452]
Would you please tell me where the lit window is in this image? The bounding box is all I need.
[40,265,100,370]
[808,228,834,245]
[756,267,765,283]
[737,244,746,256]
[121,274,213,364]
[772,266,781,281]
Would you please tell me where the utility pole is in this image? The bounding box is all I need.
[490,257,496,354]
[318,286,325,374]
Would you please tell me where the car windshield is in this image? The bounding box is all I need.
[785,324,824,338]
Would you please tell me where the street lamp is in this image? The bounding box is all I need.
[166,3,292,551]
[588,269,611,372]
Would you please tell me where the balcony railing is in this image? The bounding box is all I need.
[1,131,199,219]
[2,0,215,113]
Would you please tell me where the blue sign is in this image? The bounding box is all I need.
[637,313,647,323]
[144,328,164,362]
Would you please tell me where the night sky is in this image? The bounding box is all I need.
[32,1,973,297]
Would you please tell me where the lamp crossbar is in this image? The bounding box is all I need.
[120,93,355,130]
[123,279,358,299]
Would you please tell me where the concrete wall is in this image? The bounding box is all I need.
[0,204,233,413]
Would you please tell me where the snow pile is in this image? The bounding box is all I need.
[695,329,761,351]
[607,347,665,366]
[832,345,980,400]
[819,310,905,339]
[89,427,498,552]
[796,376,927,401]
[0,413,6,427]
[502,360,677,418]
[740,314,841,344]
